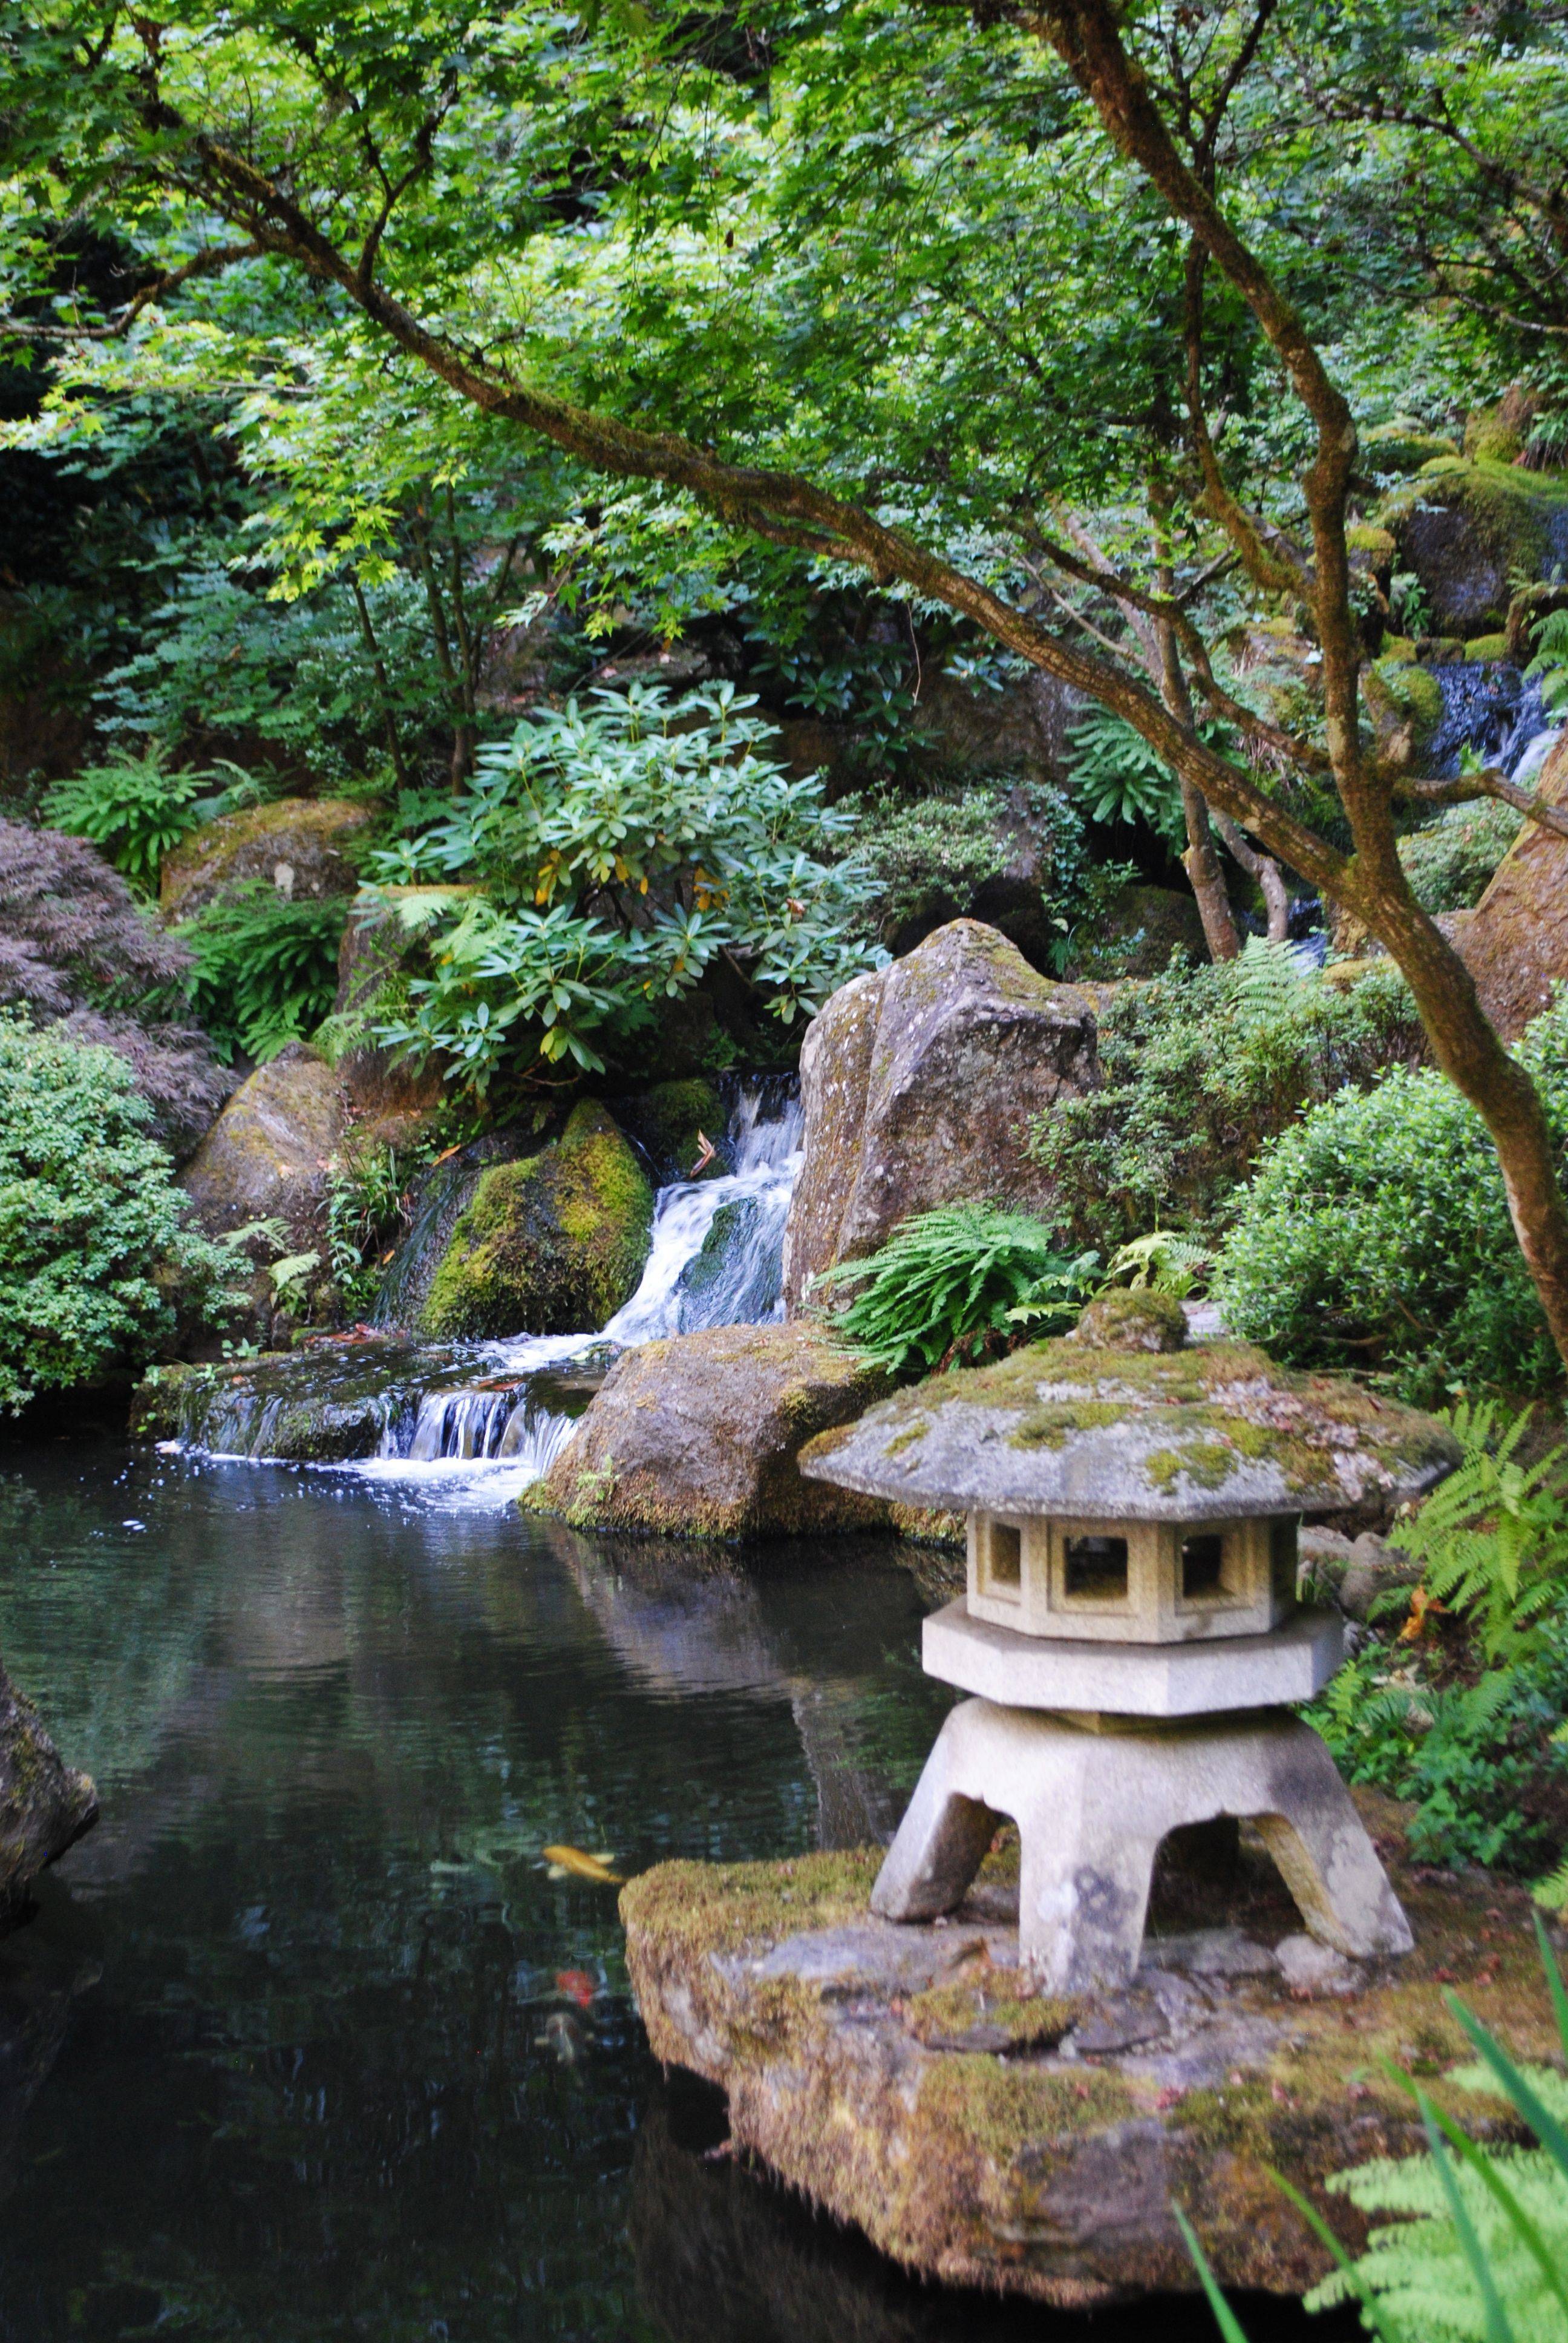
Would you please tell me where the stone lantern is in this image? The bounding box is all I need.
[799,1292,1460,1993]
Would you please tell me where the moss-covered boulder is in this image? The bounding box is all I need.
[781,920,1097,1312]
[1380,457,1568,635]
[160,796,375,920]
[419,1101,653,1339]
[525,1322,895,1538]
[1,1662,96,1921]
[620,1815,1560,2305]
[1363,419,1462,476]
[180,1040,345,1246]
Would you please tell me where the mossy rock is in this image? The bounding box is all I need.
[1363,420,1462,475]
[621,1817,1563,2305]
[616,1078,726,1182]
[1071,1288,1187,1352]
[1363,657,1445,768]
[160,796,375,920]
[1073,883,1206,980]
[1379,457,1568,634]
[0,1662,97,1918]
[419,1101,653,1339]
[524,1322,893,1538]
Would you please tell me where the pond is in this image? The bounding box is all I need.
[0,1440,1342,2342]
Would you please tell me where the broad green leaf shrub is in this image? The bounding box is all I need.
[368,683,884,1093]
[1028,940,1422,1254]
[1064,703,1188,843]
[1215,989,1568,1400]
[42,746,207,893]
[0,1014,241,1411]
[177,884,348,1064]
[814,1204,1099,1375]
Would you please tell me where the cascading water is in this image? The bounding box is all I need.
[179,1076,805,1502]
[1429,661,1553,778]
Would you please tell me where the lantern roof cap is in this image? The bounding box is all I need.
[798,1332,1459,1522]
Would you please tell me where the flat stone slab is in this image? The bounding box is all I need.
[924,1601,1344,1714]
[621,1804,1563,2307]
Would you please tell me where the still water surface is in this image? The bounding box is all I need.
[0,1442,1341,2342]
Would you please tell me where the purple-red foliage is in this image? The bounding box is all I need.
[0,819,232,1156]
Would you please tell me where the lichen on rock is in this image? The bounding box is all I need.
[800,1334,1459,1519]
[160,796,374,920]
[419,1101,653,1339]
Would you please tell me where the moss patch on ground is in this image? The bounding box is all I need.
[420,1101,652,1339]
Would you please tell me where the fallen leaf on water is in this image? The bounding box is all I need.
[556,1969,598,2008]
[542,1844,623,1885]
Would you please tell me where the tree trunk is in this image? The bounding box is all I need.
[1210,809,1292,943]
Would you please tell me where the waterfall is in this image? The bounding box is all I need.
[172,1075,809,1497]
[599,1076,802,1343]
[1431,662,1553,779]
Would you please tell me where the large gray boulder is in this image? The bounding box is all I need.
[1,1662,96,1920]
[525,1323,895,1538]
[781,919,1096,1311]
[180,1041,345,1246]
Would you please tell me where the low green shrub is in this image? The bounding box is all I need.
[1399,799,1523,914]
[1028,940,1422,1254]
[0,1012,242,1410]
[1214,989,1568,1400]
[848,778,1088,945]
[177,883,347,1063]
[814,1204,1099,1374]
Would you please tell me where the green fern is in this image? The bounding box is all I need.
[1230,931,1316,1012]
[1388,1400,1568,1662]
[813,1204,1099,1375]
[1526,608,1568,713]
[1102,1230,1214,1297]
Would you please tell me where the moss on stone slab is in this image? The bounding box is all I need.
[419,1101,652,1339]
[621,1814,1564,2307]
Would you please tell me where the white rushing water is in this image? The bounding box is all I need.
[349,1079,804,1500]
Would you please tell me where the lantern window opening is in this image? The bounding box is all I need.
[1062,1533,1129,1604]
[981,1516,1023,1596]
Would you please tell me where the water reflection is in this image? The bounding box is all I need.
[0,1443,950,2340]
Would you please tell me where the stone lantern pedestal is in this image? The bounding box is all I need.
[800,1291,1461,1991]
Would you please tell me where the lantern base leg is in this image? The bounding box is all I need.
[870,1698,1413,1994]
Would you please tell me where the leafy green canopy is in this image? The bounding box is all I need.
[366,683,883,1089]
[0,1014,241,1411]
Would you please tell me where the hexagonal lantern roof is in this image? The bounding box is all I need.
[798,1319,1460,1523]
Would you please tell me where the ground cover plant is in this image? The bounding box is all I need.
[812,1203,1099,1373]
[1186,1922,1568,2343]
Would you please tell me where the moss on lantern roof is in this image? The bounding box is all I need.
[799,1330,1459,1520]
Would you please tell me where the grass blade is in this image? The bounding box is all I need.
[1263,2165,1408,2343]
[1415,2088,1568,2326]
[1449,1997,1568,2184]
[1416,2096,1514,2343]
[1534,1912,1568,2066]
[1171,2204,1251,2343]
